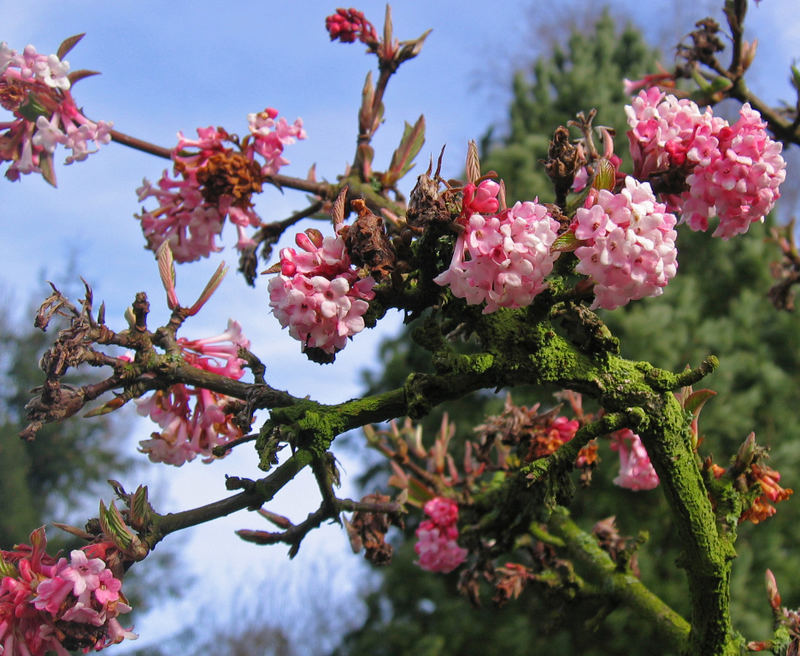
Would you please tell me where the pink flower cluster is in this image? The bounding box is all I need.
[137,111,305,263]
[609,428,659,491]
[574,176,678,310]
[325,8,378,45]
[268,228,376,355]
[0,42,111,184]
[0,529,135,656]
[136,319,250,465]
[414,497,467,573]
[435,190,561,314]
[626,88,786,238]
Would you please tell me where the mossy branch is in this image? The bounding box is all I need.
[548,507,691,651]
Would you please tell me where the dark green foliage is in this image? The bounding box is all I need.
[0,298,131,550]
[481,10,658,204]
[336,9,800,655]
[604,220,800,639]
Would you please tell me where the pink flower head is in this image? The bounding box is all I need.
[626,89,785,238]
[268,229,375,355]
[681,104,786,238]
[434,200,561,313]
[138,109,305,261]
[609,428,659,491]
[325,8,378,45]
[414,497,467,573]
[573,176,678,310]
[136,320,250,465]
[1,529,135,655]
[0,41,112,184]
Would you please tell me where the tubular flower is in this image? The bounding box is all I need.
[626,88,786,238]
[740,463,793,524]
[136,111,305,262]
[574,176,678,310]
[609,429,659,491]
[434,200,561,314]
[0,528,135,656]
[0,41,111,184]
[529,415,580,460]
[414,497,467,573]
[136,319,250,466]
[268,228,376,355]
[460,179,501,217]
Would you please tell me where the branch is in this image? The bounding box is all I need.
[145,450,313,547]
[109,128,173,160]
[729,78,800,146]
[548,507,691,651]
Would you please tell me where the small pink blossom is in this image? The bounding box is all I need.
[0,41,112,184]
[434,200,561,313]
[178,319,250,379]
[1,529,135,656]
[268,228,375,355]
[247,108,306,177]
[550,416,579,443]
[137,172,226,262]
[574,176,678,310]
[609,428,659,491]
[59,550,104,597]
[414,497,467,573]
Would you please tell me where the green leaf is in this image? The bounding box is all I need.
[129,485,151,529]
[38,153,57,188]
[17,94,49,122]
[0,555,18,578]
[592,158,616,191]
[684,389,717,415]
[791,64,800,93]
[99,500,134,552]
[551,231,580,253]
[384,115,425,187]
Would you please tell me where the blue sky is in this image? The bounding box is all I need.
[3,1,799,652]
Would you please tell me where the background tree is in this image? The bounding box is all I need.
[0,282,180,623]
[0,288,131,548]
[481,9,657,204]
[335,10,800,655]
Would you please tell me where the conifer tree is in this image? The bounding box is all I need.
[0,294,132,548]
[336,11,799,654]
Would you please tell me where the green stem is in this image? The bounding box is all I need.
[548,507,691,651]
